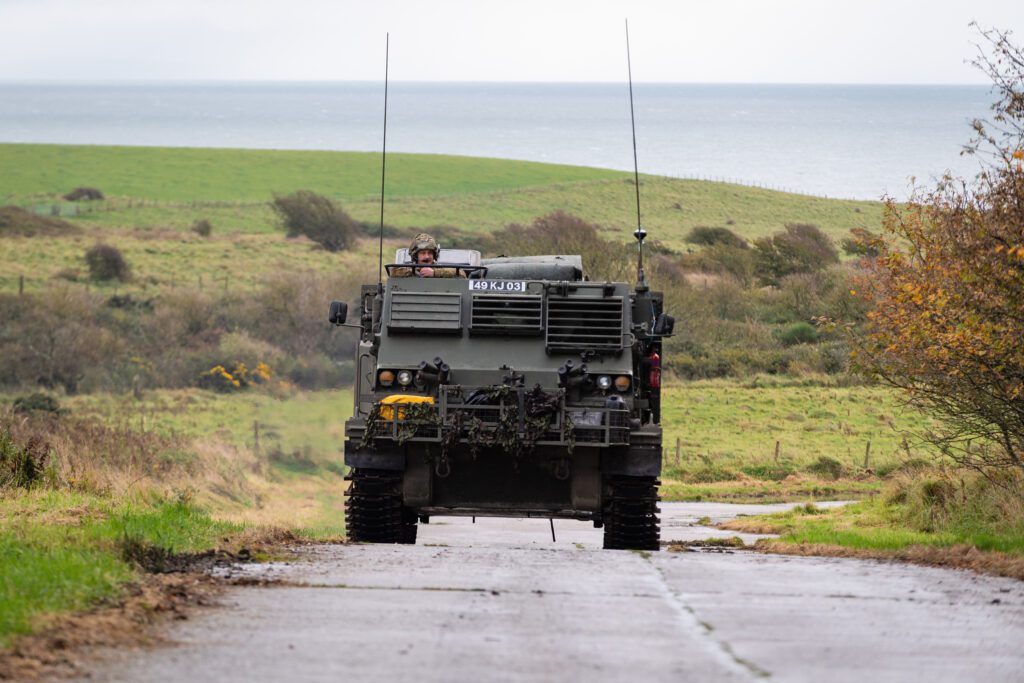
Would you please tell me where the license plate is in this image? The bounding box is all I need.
[469,280,527,292]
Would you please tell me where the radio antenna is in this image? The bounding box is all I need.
[377,33,390,289]
[625,19,648,292]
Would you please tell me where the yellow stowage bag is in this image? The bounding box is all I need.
[378,394,435,420]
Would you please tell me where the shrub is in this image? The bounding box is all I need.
[857,26,1024,477]
[0,428,49,489]
[12,393,62,415]
[191,219,213,237]
[806,455,845,480]
[85,243,130,281]
[271,190,358,252]
[63,187,104,201]
[840,227,880,258]
[685,226,748,249]
[0,287,117,393]
[197,361,272,393]
[278,354,354,390]
[489,211,631,282]
[753,223,839,286]
[777,321,819,346]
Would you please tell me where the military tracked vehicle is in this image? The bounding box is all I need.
[329,243,674,550]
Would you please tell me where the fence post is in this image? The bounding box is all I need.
[253,421,260,455]
[18,275,24,295]
[675,437,681,467]
[774,440,781,463]
[863,441,872,469]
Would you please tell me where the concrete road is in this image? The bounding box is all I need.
[81,502,1024,683]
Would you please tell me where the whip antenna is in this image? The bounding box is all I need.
[377,33,390,289]
[625,19,648,291]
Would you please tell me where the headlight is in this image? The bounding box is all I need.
[614,375,631,392]
[567,409,603,427]
[596,375,612,390]
[397,370,413,386]
[378,370,395,387]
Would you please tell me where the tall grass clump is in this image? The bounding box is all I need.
[884,468,1024,549]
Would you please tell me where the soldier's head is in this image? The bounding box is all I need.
[409,233,439,265]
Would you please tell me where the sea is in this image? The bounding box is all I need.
[0,82,995,200]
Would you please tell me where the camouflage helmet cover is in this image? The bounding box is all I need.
[409,233,440,258]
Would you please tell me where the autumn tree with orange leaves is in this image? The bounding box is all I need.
[858,26,1024,476]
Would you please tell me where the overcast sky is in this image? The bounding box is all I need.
[1,0,1022,84]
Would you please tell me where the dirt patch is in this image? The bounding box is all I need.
[0,527,308,681]
[0,572,220,681]
[0,206,80,237]
[756,540,1024,581]
[665,536,747,552]
[718,518,786,535]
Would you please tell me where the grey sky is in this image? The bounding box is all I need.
[1,0,1022,83]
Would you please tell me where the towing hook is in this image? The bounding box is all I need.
[554,458,570,481]
[435,458,452,479]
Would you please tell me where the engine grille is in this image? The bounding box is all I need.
[387,292,462,333]
[470,294,543,335]
[546,296,625,352]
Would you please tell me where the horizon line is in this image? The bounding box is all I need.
[0,79,993,88]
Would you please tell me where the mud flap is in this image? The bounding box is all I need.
[570,451,601,511]
[344,442,405,471]
[403,451,433,507]
[602,445,661,477]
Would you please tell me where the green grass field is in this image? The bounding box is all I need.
[1,143,882,237]
[661,379,939,478]
[0,143,883,296]
[66,388,351,465]
[0,490,241,647]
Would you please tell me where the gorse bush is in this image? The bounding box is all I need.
[271,190,359,252]
[85,243,130,281]
[197,361,272,393]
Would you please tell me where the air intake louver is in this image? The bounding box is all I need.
[470,294,543,335]
[388,292,462,333]
[546,297,624,352]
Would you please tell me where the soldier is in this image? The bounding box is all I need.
[392,233,461,278]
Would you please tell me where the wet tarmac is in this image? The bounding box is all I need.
[77,502,1024,682]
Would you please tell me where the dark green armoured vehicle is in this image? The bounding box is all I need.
[329,246,674,550]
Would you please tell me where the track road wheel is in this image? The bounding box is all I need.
[345,468,417,544]
[602,476,661,551]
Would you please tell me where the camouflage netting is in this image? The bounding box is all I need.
[359,385,574,467]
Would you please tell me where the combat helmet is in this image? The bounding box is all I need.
[409,233,440,259]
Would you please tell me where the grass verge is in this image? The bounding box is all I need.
[720,472,1024,579]
[0,490,239,649]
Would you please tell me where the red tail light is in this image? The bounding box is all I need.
[648,351,661,389]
